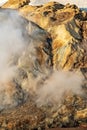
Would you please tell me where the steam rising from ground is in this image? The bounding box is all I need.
[0,9,29,109]
[36,71,84,106]
[0,9,29,76]
[0,9,84,111]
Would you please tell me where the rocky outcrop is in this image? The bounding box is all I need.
[19,2,87,72]
[82,21,87,39]
[2,0,30,9]
[2,2,87,72]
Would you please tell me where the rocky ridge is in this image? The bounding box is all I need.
[2,0,30,9]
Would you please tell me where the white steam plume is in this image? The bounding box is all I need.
[36,71,84,106]
[0,9,51,110]
[0,9,28,83]
[0,9,29,109]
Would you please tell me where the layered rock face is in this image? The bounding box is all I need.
[0,1,87,129]
[19,2,87,71]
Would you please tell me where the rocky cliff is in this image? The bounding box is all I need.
[0,1,87,129]
[19,2,87,71]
